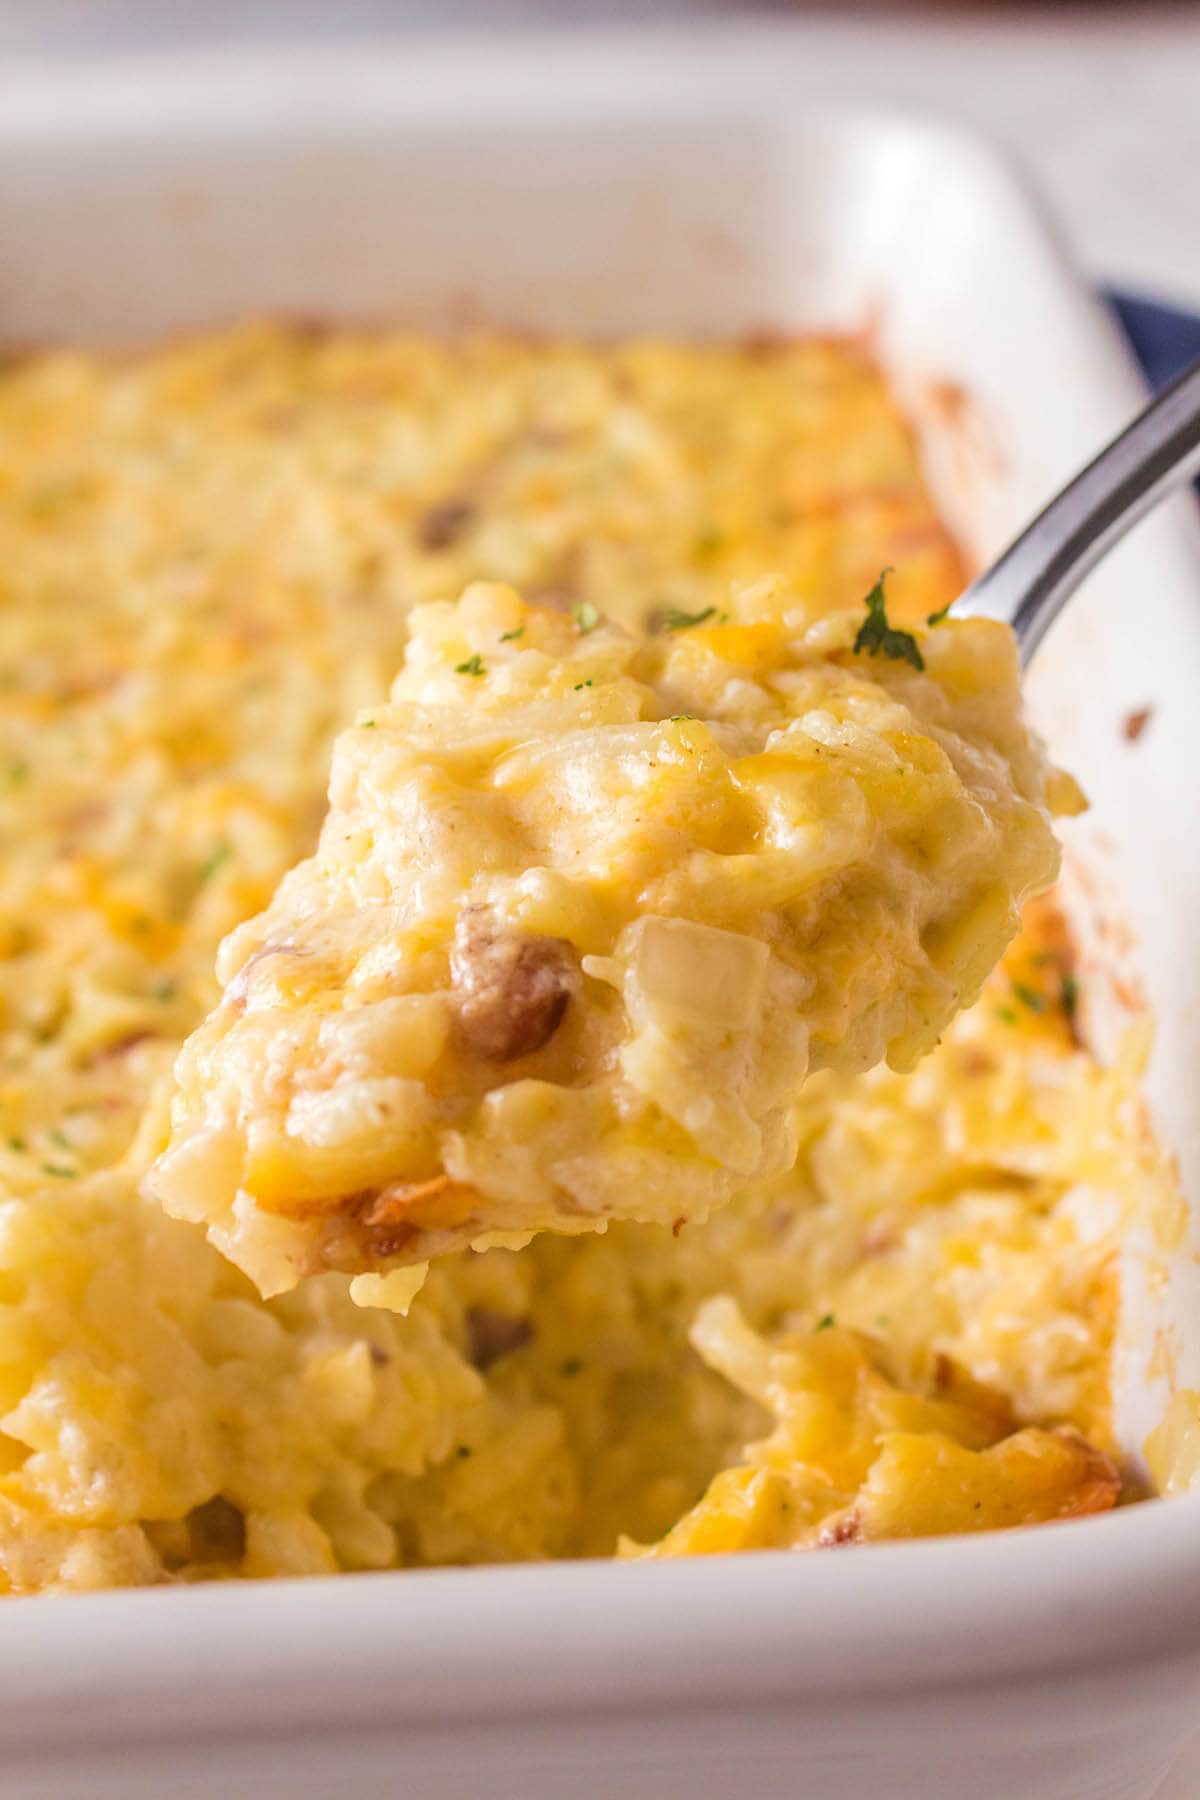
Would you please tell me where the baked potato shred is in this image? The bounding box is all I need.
[0,325,1153,1591]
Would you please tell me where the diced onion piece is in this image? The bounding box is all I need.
[629,917,770,1031]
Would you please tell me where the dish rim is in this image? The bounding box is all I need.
[2,1492,1200,1758]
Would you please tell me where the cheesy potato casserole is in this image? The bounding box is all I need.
[149,581,1063,1297]
[0,325,1162,1593]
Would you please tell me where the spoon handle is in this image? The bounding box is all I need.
[958,354,1200,662]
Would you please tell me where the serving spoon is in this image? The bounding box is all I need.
[958,354,1200,661]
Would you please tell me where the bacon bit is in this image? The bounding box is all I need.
[1122,706,1154,743]
[314,1203,428,1270]
[362,1220,421,1261]
[817,1510,862,1547]
[465,1307,534,1370]
[185,1494,246,1565]
[416,496,475,552]
[671,1217,686,1238]
[451,909,577,1063]
[359,1173,482,1233]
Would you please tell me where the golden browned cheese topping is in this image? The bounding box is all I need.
[0,325,1148,1592]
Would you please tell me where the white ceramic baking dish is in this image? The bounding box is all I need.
[0,30,1198,1800]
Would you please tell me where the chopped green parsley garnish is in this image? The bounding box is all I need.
[995,1005,1018,1026]
[6,1136,26,1153]
[48,1127,72,1151]
[499,626,525,643]
[361,719,376,729]
[693,528,724,557]
[198,842,231,884]
[573,680,593,691]
[926,601,953,626]
[41,1162,76,1179]
[455,655,486,677]
[560,1357,584,1377]
[1012,981,1047,1015]
[1060,973,1079,1020]
[815,1313,836,1332]
[853,570,925,672]
[661,605,716,633]
[153,980,178,1004]
[668,714,695,723]
[3,757,30,787]
[455,1444,472,1460]
[572,601,600,635]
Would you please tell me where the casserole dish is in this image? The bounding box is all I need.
[0,29,1197,1799]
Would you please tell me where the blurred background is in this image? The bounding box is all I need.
[2,1,1197,304]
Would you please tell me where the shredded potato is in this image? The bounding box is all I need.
[0,324,1161,1593]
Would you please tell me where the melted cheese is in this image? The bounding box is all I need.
[0,324,1155,1592]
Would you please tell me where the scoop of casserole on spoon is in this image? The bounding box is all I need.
[146,582,1065,1299]
[146,356,1200,1302]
